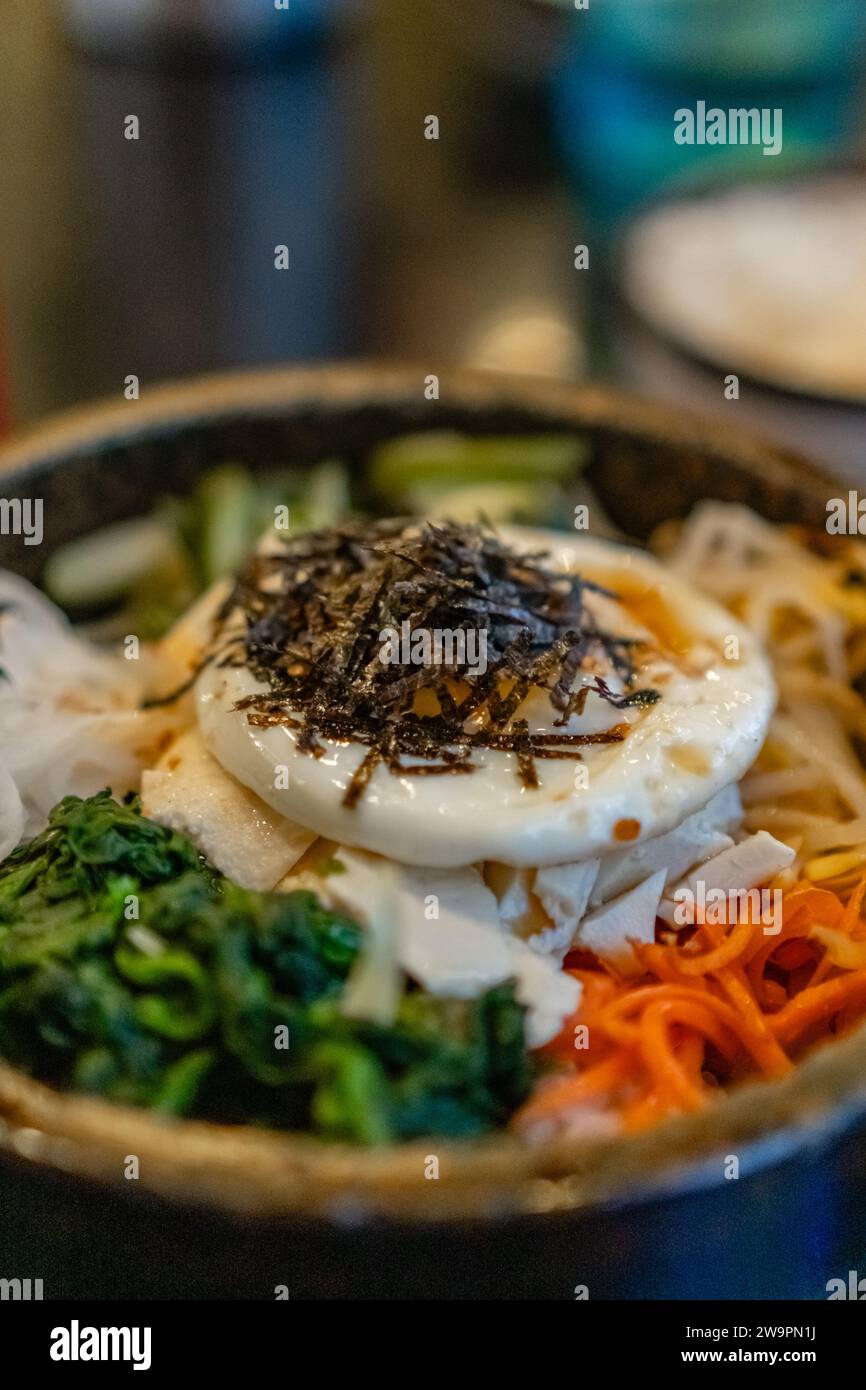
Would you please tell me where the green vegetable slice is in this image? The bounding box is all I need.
[370,431,587,496]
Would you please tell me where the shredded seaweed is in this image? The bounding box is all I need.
[211,519,660,805]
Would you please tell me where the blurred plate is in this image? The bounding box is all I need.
[621,172,866,406]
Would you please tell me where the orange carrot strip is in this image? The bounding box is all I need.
[539,968,622,1059]
[782,883,845,926]
[809,926,866,971]
[594,983,777,1071]
[711,966,793,1076]
[841,875,866,934]
[675,916,757,976]
[649,999,738,1063]
[513,1052,633,1129]
[745,912,810,1004]
[621,1087,667,1133]
[638,1002,707,1111]
[769,970,866,1045]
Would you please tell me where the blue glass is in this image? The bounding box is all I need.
[551,0,866,236]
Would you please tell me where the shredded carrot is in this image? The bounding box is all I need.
[514,1052,634,1129]
[769,970,866,1045]
[711,966,793,1077]
[514,874,866,1137]
[808,927,866,971]
[841,876,866,933]
[621,1086,667,1132]
[638,1001,709,1111]
[673,915,755,976]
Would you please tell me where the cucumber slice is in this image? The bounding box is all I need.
[370,432,587,499]
[405,481,555,525]
[44,517,185,609]
[299,458,350,531]
[197,464,260,583]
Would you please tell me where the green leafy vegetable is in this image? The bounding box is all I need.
[0,793,533,1142]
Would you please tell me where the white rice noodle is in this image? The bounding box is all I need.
[780,704,866,818]
[740,764,825,805]
[672,505,848,677]
[847,630,866,679]
[669,503,819,594]
[741,806,855,854]
[774,630,824,665]
[796,816,866,855]
[667,502,866,883]
[778,669,866,740]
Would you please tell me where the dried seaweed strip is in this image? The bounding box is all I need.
[510,719,540,789]
[343,746,383,808]
[392,761,475,778]
[208,518,659,803]
[550,631,590,711]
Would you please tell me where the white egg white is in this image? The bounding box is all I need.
[196,528,776,870]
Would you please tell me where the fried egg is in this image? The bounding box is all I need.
[196,527,775,869]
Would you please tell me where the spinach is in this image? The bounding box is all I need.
[0,793,533,1142]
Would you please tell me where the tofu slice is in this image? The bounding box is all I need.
[590,784,742,906]
[506,942,583,1049]
[484,862,537,932]
[322,848,581,1046]
[532,859,600,958]
[322,849,511,993]
[141,727,315,891]
[154,579,231,687]
[484,861,555,945]
[575,870,667,977]
[394,862,514,999]
[339,862,402,1026]
[658,830,795,925]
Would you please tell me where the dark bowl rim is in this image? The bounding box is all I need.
[0,359,838,488]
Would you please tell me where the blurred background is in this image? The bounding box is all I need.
[1,0,865,472]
